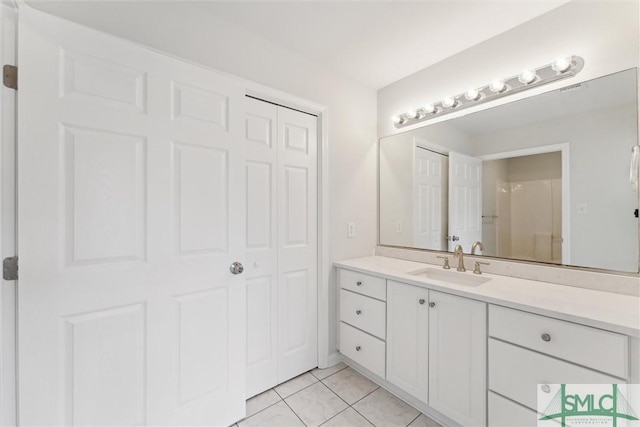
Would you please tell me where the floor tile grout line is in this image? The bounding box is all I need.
[275,374,320,400]
[281,396,309,427]
[317,377,354,409]
[406,412,422,427]
[349,402,378,427]
[316,405,353,427]
[243,395,283,422]
[311,363,349,381]
[347,385,380,407]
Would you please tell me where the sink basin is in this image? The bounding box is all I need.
[408,268,491,287]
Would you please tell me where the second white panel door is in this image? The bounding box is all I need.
[245,99,318,396]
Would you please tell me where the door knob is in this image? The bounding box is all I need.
[429,302,436,308]
[541,333,551,342]
[230,262,244,275]
[419,299,426,305]
[446,236,460,242]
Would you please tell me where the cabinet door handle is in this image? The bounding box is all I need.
[541,333,551,342]
[355,346,361,352]
[356,309,362,315]
[541,384,551,393]
[356,281,363,286]
[419,298,425,305]
[429,302,436,308]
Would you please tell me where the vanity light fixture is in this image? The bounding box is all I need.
[518,69,538,84]
[442,97,458,108]
[393,55,584,128]
[489,79,507,93]
[464,88,481,101]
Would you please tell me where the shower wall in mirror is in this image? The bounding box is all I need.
[379,69,639,273]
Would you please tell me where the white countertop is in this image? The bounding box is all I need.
[335,256,640,337]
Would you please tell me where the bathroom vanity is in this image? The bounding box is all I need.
[335,256,640,427]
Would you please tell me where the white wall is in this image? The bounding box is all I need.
[27,1,378,361]
[378,1,640,138]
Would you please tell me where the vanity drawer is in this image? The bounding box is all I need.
[488,392,540,427]
[340,322,385,378]
[489,305,628,378]
[339,269,386,301]
[489,338,624,411]
[340,289,386,339]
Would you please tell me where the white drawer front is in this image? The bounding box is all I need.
[340,322,385,378]
[489,305,628,379]
[489,339,624,411]
[488,392,541,427]
[339,269,386,301]
[340,289,386,340]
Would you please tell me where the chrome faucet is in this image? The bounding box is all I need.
[471,241,484,255]
[453,244,466,272]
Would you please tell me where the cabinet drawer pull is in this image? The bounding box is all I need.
[419,298,425,305]
[541,384,551,393]
[355,346,361,352]
[356,281,363,286]
[429,302,436,308]
[356,309,362,315]
[541,333,551,342]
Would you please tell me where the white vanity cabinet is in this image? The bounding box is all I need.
[386,282,487,427]
[487,305,630,425]
[386,280,429,403]
[336,258,638,427]
[338,269,387,378]
[428,290,487,427]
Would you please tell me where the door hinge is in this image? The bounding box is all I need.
[3,65,17,90]
[3,256,17,281]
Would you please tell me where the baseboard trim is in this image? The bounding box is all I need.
[320,351,343,369]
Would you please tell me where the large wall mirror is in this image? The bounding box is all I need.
[379,68,639,273]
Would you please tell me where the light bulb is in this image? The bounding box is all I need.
[442,97,458,108]
[518,69,537,84]
[489,80,506,93]
[406,109,418,119]
[552,57,572,73]
[423,104,436,114]
[464,88,481,101]
[392,115,403,125]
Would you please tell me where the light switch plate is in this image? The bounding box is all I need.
[347,222,355,238]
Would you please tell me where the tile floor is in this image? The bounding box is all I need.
[234,363,443,427]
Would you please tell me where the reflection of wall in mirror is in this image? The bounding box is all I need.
[474,103,636,271]
[483,153,562,264]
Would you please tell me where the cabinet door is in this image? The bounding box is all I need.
[386,281,429,403]
[429,291,486,426]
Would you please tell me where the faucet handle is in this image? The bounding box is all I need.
[473,261,490,275]
[436,256,450,270]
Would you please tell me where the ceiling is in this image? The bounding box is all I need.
[194,1,569,90]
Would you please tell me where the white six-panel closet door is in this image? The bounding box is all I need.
[18,7,246,426]
[245,98,318,397]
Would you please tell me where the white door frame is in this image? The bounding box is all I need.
[245,84,331,369]
[477,142,570,264]
[0,1,17,426]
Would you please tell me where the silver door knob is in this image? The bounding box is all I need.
[429,302,436,308]
[541,384,551,393]
[230,262,244,275]
[356,310,362,315]
[541,333,551,342]
[446,236,460,241]
[356,281,363,286]
[419,299,426,305]
[355,346,361,351]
